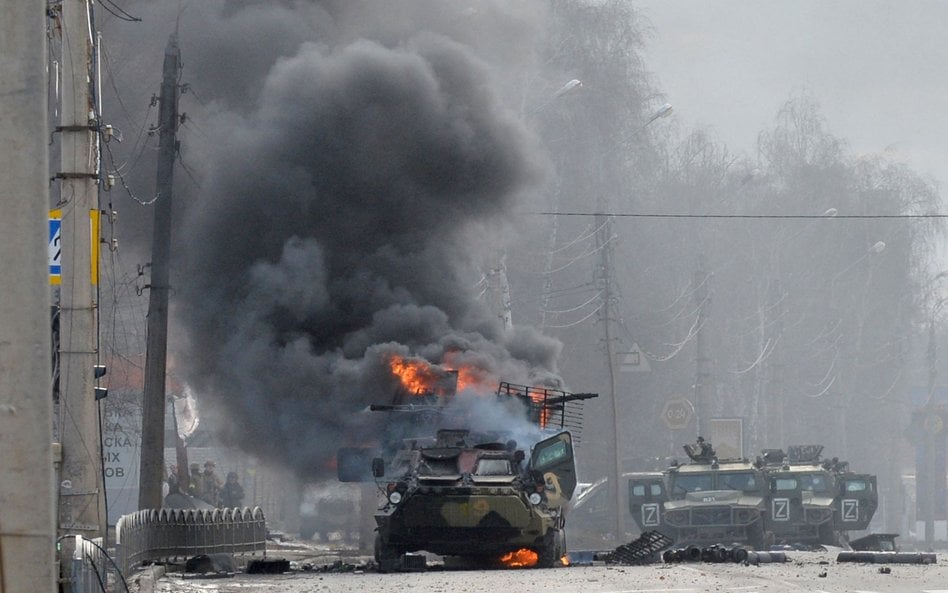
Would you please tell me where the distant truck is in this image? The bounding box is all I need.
[628,440,878,549]
[298,482,361,542]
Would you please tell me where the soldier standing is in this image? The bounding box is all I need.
[220,472,245,508]
[188,463,204,500]
[166,464,180,494]
[697,436,715,460]
[202,461,223,506]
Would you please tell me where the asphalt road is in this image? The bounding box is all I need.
[151,548,948,593]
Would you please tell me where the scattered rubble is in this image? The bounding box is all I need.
[605,531,674,565]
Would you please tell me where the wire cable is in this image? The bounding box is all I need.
[95,0,141,22]
[76,537,131,593]
[530,211,948,219]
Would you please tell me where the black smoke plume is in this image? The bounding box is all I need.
[142,2,564,477]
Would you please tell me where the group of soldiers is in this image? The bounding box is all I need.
[167,460,245,508]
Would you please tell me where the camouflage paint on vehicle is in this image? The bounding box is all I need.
[339,382,596,570]
[371,429,575,568]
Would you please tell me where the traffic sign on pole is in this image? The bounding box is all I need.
[49,209,61,284]
[662,398,694,430]
[620,343,651,373]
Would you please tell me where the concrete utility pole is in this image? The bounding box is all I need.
[693,257,711,437]
[57,0,106,541]
[594,103,673,544]
[923,297,947,549]
[0,3,57,590]
[139,35,181,510]
[484,249,514,330]
[595,211,625,541]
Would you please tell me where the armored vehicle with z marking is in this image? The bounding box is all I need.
[628,440,878,550]
[758,445,877,547]
[629,439,769,548]
[338,380,597,570]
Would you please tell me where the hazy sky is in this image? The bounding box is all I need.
[637,0,948,205]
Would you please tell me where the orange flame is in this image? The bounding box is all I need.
[559,555,570,566]
[499,548,539,568]
[441,352,496,393]
[389,355,446,395]
[388,354,496,397]
[528,390,550,428]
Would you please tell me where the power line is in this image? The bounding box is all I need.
[529,211,948,219]
[96,0,142,22]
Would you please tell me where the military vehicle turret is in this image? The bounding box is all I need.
[338,380,596,570]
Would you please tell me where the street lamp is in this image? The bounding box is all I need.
[487,80,586,330]
[830,241,886,293]
[554,79,583,98]
[829,240,887,458]
[769,206,838,444]
[527,78,584,118]
[604,101,674,542]
[645,102,673,125]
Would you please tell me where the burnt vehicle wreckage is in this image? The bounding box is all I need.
[337,380,597,570]
[628,440,878,550]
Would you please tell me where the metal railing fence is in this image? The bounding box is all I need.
[115,507,267,575]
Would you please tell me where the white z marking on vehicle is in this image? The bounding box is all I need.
[842,499,859,522]
[772,497,790,521]
[642,503,661,526]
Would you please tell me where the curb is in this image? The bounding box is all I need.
[129,564,167,593]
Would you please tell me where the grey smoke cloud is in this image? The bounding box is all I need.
[154,2,563,477]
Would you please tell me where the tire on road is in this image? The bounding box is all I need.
[536,529,564,568]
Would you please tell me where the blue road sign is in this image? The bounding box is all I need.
[49,210,62,284]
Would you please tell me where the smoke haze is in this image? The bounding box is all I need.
[103,1,566,476]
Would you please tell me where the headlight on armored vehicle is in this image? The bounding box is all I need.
[388,491,403,505]
[528,492,542,505]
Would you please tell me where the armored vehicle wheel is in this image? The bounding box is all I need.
[818,522,838,546]
[748,522,771,550]
[537,529,565,568]
[374,534,402,573]
[299,523,316,541]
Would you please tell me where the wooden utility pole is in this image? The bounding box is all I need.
[139,35,181,510]
[0,2,57,590]
[57,0,106,541]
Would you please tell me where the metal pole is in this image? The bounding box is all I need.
[139,35,180,510]
[0,2,57,590]
[924,301,940,549]
[596,212,625,540]
[58,0,106,542]
[693,257,710,437]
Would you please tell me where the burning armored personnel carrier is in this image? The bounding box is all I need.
[338,377,597,570]
[628,440,877,549]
